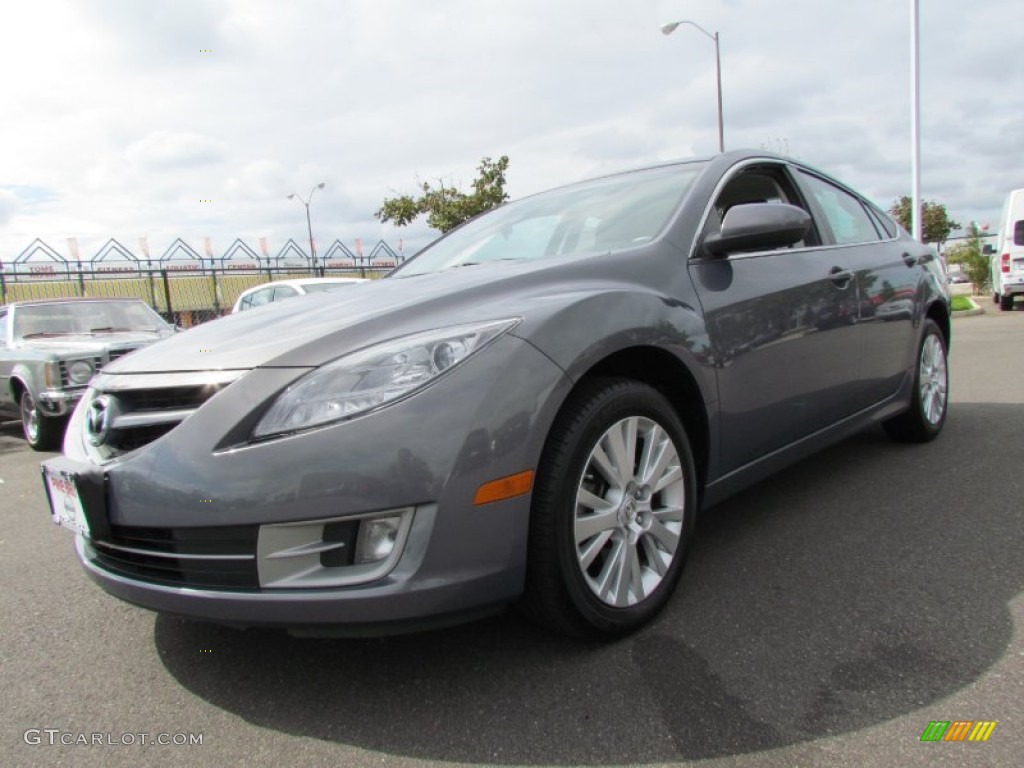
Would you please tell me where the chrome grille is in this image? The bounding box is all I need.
[105,348,135,366]
[84,370,245,460]
[58,347,140,387]
[115,386,214,412]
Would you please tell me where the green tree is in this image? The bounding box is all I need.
[889,196,961,246]
[945,223,990,293]
[375,155,510,234]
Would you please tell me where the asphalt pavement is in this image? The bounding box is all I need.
[1,308,1022,768]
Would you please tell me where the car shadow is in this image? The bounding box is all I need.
[154,402,1023,763]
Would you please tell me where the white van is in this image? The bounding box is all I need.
[991,188,1024,311]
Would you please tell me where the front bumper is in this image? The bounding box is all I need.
[51,333,570,631]
[73,500,526,633]
[37,388,84,417]
[1001,280,1024,296]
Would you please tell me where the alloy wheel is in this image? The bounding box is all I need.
[574,416,686,607]
[21,392,41,443]
[919,333,947,426]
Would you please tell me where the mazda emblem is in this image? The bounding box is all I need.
[85,395,116,447]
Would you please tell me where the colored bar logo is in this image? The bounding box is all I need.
[920,720,997,742]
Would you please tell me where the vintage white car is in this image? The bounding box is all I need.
[0,298,175,449]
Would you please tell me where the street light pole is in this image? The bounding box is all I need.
[910,0,922,242]
[287,182,326,273]
[662,20,724,153]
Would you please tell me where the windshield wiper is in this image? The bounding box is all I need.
[89,326,137,333]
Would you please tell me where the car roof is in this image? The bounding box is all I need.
[235,277,368,296]
[269,277,368,287]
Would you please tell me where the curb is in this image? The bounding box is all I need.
[953,296,985,317]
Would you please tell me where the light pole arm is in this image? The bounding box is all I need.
[680,20,715,41]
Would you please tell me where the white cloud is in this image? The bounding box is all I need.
[125,131,229,170]
[0,190,21,227]
[0,0,1020,259]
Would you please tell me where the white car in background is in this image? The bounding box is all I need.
[232,277,369,313]
[991,188,1024,311]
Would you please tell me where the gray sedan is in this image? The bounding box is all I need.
[43,150,950,638]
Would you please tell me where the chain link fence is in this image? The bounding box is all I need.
[1,265,390,327]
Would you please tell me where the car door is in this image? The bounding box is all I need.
[689,162,862,473]
[794,170,925,408]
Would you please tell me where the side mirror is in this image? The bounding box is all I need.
[982,244,995,255]
[703,203,812,256]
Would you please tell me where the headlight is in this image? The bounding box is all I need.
[252,318,519,439]
[67,359,95,385]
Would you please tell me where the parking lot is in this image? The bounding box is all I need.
[2,309,1022,768]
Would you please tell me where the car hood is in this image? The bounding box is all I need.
[15,332,171,357]
[104,255,638,373]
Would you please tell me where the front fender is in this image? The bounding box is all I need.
[511,288,716,406]
[10,363,42,399]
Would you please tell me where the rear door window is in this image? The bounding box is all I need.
[865,204,899,239]
[799,172,882,245]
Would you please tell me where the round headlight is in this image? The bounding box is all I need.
[432,340,467,372]
[67,359,95,385]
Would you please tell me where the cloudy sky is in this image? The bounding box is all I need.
[1,0,1021,265]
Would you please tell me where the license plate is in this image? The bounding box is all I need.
[43,466,91,537]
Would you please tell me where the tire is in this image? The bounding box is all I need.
[20,389,66,451]
[1000,294,1014,311]
[883,319,948,443]
[521,378,698,639]
[993,292,1000,304]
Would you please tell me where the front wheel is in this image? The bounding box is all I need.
[20,389,66,451]
[883,319,948,443]
[521,378,698,638]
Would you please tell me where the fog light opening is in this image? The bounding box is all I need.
[354,516,402,564]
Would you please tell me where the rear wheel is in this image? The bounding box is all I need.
[521,378,697,638]
[883,319,948,443]
[1000,294,1014,311]
[20,389,65,451]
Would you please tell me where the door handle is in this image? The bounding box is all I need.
[829,266,853,287]
[902,252,918,267]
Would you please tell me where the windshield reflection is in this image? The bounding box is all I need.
[394,163,705,277]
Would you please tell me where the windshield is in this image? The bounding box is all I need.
[394,163,704,277]
[13,301,171,340]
